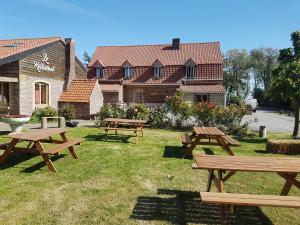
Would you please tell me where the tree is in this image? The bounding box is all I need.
[272,31,300,138]
[82,51,91,65]
[250,47,279,92]
[223,49,251,103]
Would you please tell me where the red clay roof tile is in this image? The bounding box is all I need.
[89,42,222,67]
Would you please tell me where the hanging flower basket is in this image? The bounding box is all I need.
[0,114,30,133]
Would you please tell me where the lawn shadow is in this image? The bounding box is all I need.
[84,134,131,143]
[131,189,273,225]
[21,154,66,173]
[163,146,193,159]
[0,152,35,170]
[203,147,215,155]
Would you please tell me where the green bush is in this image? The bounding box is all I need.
[95,104,126,127]
[126,104,150,120]
[193,102,217,126]
[166,91,192,127]
[30,106,58,123]
[58,104,76,121]
[148,105,172,128]
[215,104,248,134]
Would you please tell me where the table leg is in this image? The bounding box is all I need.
[140,124,144,137]
[278,172,298,196]
[34,141,57,172]
[206,169,214,192]
[0,138,19,164]
[216,136,235,156]
[186,136,201,156]
[60,132,79,159]
[217,170,225,192]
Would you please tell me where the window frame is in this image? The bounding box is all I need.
[195,94,209,103]
[124,67,134,79]
[35,82,49,107]
[95,67,104,78]
[153,66,162,78]
[185,66,195,79]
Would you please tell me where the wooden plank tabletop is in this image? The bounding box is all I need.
[8,128,68,141]
[104,118,147,124]
[194,155,300,173]
[193,127,225,136]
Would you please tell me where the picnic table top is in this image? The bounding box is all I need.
[193,127,225,136]
[193,155,300,173]
[104,118,147,124]
[8,128,68,141]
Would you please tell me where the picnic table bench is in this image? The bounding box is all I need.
[104,118,147,143]
[0,128,83,172]
[193,154,300,224]
[182,127,240,156]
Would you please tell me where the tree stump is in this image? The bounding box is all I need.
[266,139,300,154]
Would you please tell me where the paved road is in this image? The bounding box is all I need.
[243,109,294,133]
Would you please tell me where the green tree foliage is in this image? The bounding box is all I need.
[271,31,300,138]
[250,47,279,92]
[223,49,251,103]
[82,51,91,65]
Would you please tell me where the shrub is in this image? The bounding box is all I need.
[58,104,76,121]
[166,91,192,127]
[215,104,248,134]
[30,106,58,123]
[126,104,150,120]
[95,104,126,127]
[148,105,172,128]
[193,102,217,126]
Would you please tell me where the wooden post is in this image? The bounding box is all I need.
[259,126,267,138]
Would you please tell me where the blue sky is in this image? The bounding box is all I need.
[0,0,299,61]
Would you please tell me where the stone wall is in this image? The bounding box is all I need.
[19,74,64,115]
[89,82,103,115]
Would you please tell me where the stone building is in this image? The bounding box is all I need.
[58,79,103,119]
[88,38,226,106]
[0,37,100,118]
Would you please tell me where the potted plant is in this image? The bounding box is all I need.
[0,114,30,133]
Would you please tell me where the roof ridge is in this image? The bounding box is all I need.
[0,37,61,41]
[96,41,220,48]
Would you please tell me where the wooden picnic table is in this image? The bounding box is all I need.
[0,128,82,172]
[182,127,240,156]
[193,154,300,195]
[193,154,300,224]
[103,118,147,143]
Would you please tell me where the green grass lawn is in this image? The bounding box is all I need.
[0,127,299,225]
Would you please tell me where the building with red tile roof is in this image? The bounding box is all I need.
[88,38,225,106]
[0,37,101,118]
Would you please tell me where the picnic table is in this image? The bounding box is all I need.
[181,127,240,156]
[104,118,147,143]
[0,128,82,172]
[192,154,300,224]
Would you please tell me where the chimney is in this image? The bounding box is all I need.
[65,38,76,89]
[172,38,180,50]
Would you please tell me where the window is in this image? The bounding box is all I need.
[35,82,49,106]
[195,94,209,103]
[124,67,134,78]
[185,66,195,79]
[0,83,9,106]
[96,68,104,78]
[135,92,144,103]
[153,67,162,78]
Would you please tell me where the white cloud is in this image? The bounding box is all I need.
[25,0,115,24]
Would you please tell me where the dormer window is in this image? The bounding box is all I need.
[124,67,134,78]
[153,66,162,78]
[96,67,104,78]
[184,58,196,79]
[185,66,195,79]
